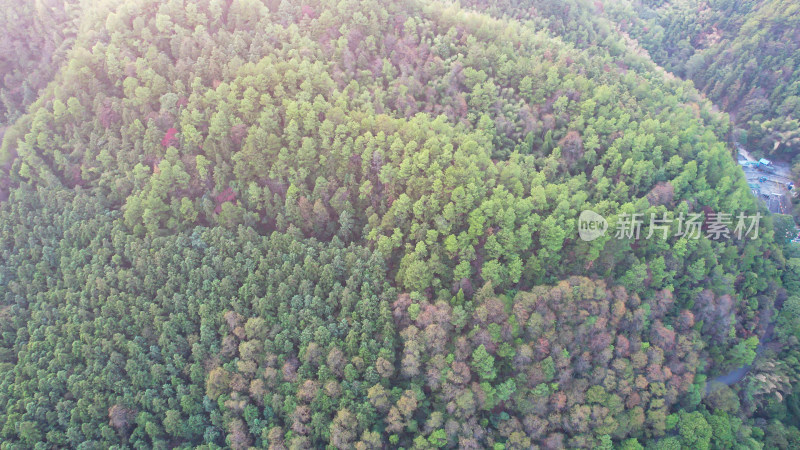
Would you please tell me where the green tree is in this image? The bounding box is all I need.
[472,345,497,381]
[678,411,712,450]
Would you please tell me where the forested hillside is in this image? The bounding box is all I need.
[0,0,799,448]
[0,0,81,128]
[605,0,800,161]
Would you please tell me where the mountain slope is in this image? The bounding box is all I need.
[0,0,796,448]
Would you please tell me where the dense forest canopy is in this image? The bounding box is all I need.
[607,0,800,160]
[0,0,799,448]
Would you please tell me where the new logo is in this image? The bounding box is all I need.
[578,210,608,241]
